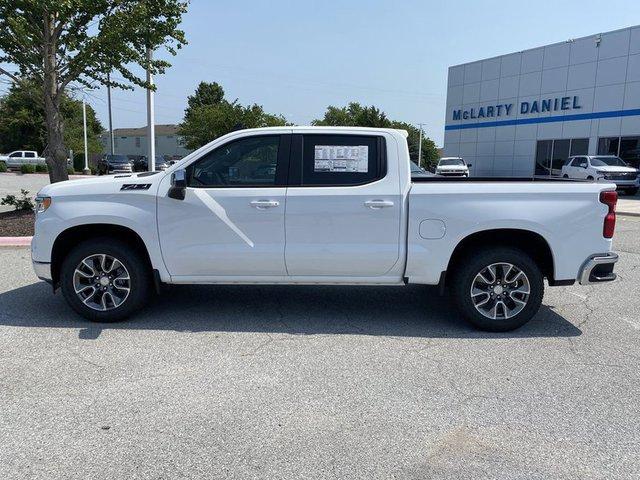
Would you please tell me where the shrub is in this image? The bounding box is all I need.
[1,189,34,211]
[35,164,48,173]
[0,162,7,173]
[67,167,75,175]
[20,164,36,174]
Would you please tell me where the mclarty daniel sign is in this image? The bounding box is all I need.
[452,95,581,121]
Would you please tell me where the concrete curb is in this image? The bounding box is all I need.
[0,236,32,247]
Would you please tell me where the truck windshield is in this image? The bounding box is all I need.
[439,159,464,166]
[591,157,628,167]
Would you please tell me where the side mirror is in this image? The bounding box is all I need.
[168,168,187,200]
[466,163,472,168]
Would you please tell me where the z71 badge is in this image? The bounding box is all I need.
[120,184,152,191]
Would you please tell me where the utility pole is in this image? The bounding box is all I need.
[146,47,156,172]
[107,73,114,155]
[82,92,90,175]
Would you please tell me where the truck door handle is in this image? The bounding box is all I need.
[364,200,394,209]
[250,200,280,209]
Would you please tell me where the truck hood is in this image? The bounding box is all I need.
[37,172,163,197]
[437,165,468,171]
[593,166,637,173]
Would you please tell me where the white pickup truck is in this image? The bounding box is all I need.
[0,150,46,168]
[31,127,619,331]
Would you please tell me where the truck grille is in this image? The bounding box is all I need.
[605,173,636,181]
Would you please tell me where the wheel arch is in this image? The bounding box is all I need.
[445,228,556,286]
[51,224,153,288]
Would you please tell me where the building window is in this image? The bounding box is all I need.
[535,138,589,176]
[598,136,640,168]
[570,138,589,156]
[598,137,619,156]
[135,137,140,148]
[535,140,552,176]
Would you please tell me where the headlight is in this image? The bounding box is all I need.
[34,196,51,213]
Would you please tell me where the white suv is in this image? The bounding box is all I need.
[435,157,470,177]
[561,156,639,195]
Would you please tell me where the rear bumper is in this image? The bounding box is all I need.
[578,253,618,285]
[32,260,52,283]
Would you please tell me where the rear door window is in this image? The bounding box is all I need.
[292,134,386,186]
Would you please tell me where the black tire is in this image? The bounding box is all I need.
[451,247,544,332]
[563,174,569,178]
[60,238,152,322]
[587,176,594,181]
[626,187,639,196]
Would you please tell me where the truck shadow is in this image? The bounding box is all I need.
[0,282,581,340]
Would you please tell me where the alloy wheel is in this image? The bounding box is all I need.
[73,254,131,311]
[470,262,530,320]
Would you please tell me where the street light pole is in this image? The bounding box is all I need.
[146,47,156,172]
[107,72,114,155]
[82,92,90,175]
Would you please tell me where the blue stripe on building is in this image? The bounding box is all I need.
[444,108,640,131]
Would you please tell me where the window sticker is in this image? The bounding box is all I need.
[314,145,369,173]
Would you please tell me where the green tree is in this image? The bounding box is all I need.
[390,121,439,170]
[0,0,188,182]
[0,80,103,161]
[313,102,439,169]
[185,81,225,119]
[178,82,288,150]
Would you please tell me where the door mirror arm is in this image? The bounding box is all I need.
[168,169,187,200]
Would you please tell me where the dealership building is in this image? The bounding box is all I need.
[443,25,640,176]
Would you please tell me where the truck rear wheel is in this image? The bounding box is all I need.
[60,238,152,322]
[451,247,544,332]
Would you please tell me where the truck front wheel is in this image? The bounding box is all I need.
[451,247,544,332]
[60,238,152,322]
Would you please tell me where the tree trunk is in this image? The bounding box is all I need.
[42,10,68,183]
[43,94,68,182]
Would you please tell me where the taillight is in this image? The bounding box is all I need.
[600,190,617,238]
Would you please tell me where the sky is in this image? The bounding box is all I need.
[7,0,640,146]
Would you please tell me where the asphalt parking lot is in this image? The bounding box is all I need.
[1,217,639,479]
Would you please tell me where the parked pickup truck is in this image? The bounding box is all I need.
[31,127,619,331]
[0,150,46,168]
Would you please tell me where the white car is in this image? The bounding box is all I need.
[31,126,618,332]
[435,157,470,176]
[561,155,639,195]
